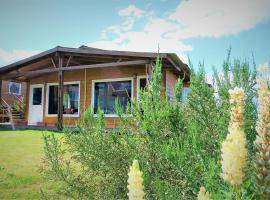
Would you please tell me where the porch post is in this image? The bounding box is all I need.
[145,63,152,82]
[0,79,2,102]
[57,56,64,131]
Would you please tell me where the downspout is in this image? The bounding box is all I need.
[84,68,87,111]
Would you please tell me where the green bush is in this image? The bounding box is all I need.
[42,52,257,199]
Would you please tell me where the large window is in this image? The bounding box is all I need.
[47,82,80,116]
[93,79,132,115]
[9,81,21,95]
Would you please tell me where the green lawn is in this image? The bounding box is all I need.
[0,128,60,199]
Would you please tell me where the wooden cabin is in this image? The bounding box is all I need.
[0,46,190,130]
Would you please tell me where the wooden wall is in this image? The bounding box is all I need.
[26,65,147,128]
[165,69,179,101]
[1,80,27,106]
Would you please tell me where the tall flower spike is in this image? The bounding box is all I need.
[254,63,270,199]
[221,87,247,185]
[197,187,212,200]
[127,160,145,200]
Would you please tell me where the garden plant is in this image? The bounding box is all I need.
[42,51,268,199]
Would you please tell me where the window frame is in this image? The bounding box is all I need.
[8,81,21,95]
[92,77,134,117]
[45,81,80,117]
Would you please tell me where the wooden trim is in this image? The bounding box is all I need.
[51,58,57,68]
[166,55,181,72]
[63,60,149,71]
[66,55,72,67]
[84,69,87,111]
[0,47,58,73]
[0,79,2,105]
[58,47,166,59]
[2,60,150,80]
[91,77,134,117]
[45,81,81,117]
[57,57,64,130]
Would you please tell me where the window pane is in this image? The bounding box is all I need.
[63,84,79,115]
[94,80,132,114]
[33,88,42,105]
[139,78,147,90]
[48,84,79,115]
[9,82,21,95]
[182,87,190,102]
[48,85,58,114]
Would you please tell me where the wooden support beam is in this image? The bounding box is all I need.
[2,60,149,80]
[166,55,181,73]
[57,56,64,131]
[63,59,149,71]
[145,63,153,82]
[51,58,57,68]
[0,79,2,105]
[66,56,72,67]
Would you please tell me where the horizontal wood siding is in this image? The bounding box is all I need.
[28,65,146,127]
[1,80,27,106]
[165,69,179,101]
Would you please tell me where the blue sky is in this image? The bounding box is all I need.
[0,0,270,74]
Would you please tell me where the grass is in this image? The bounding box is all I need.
[0,128,60,199]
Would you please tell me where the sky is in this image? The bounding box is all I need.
[0,0,270,74]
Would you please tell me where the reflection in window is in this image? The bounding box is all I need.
[9,82,21,95]
[94,80,132,114]
[139,78,147,90]
[33,88,42,105]
[137,77,147,101]
[48,85,58,114]
[48,84,79,115]
[182,87,190,102]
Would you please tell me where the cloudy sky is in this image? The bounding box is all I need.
[0,0,270,73]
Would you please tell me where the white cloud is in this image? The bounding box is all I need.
[118,5,144,17]
[0,48,39,64]
[89,1,270,64]
[168,0,270,38]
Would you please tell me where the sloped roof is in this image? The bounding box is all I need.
[0,45,190,79]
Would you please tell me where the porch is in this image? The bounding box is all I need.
[0,46,189,130]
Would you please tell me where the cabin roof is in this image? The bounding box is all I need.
[0,46,190,81]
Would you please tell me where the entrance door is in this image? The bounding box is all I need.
[28,84,44,125]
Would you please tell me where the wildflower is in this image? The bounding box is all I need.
[257,63,268,72]
[254,64,270,199]
[221,87,247,185]
[127,160,145,200]
[197,187,212,200]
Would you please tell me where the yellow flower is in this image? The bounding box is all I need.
[197,187,212,200]
[127,160,145,200]
[221,127,247,185]
[254,64,270,199]
[221,87,247,185]
[257,63,268,72]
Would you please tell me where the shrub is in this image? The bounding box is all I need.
[42,52,258,199]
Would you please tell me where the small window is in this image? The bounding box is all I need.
[139,78,147,90]
[93,80,132,114]
[137,76,147,100]
[182,87,190,102]
[9,82,21,95]
[32,87,42,105]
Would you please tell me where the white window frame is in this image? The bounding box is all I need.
[136,75,147,101]
[46,81,80,117]
[8,81,21,95]
[92,77,133,117]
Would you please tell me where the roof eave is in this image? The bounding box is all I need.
[0,47,58,73]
